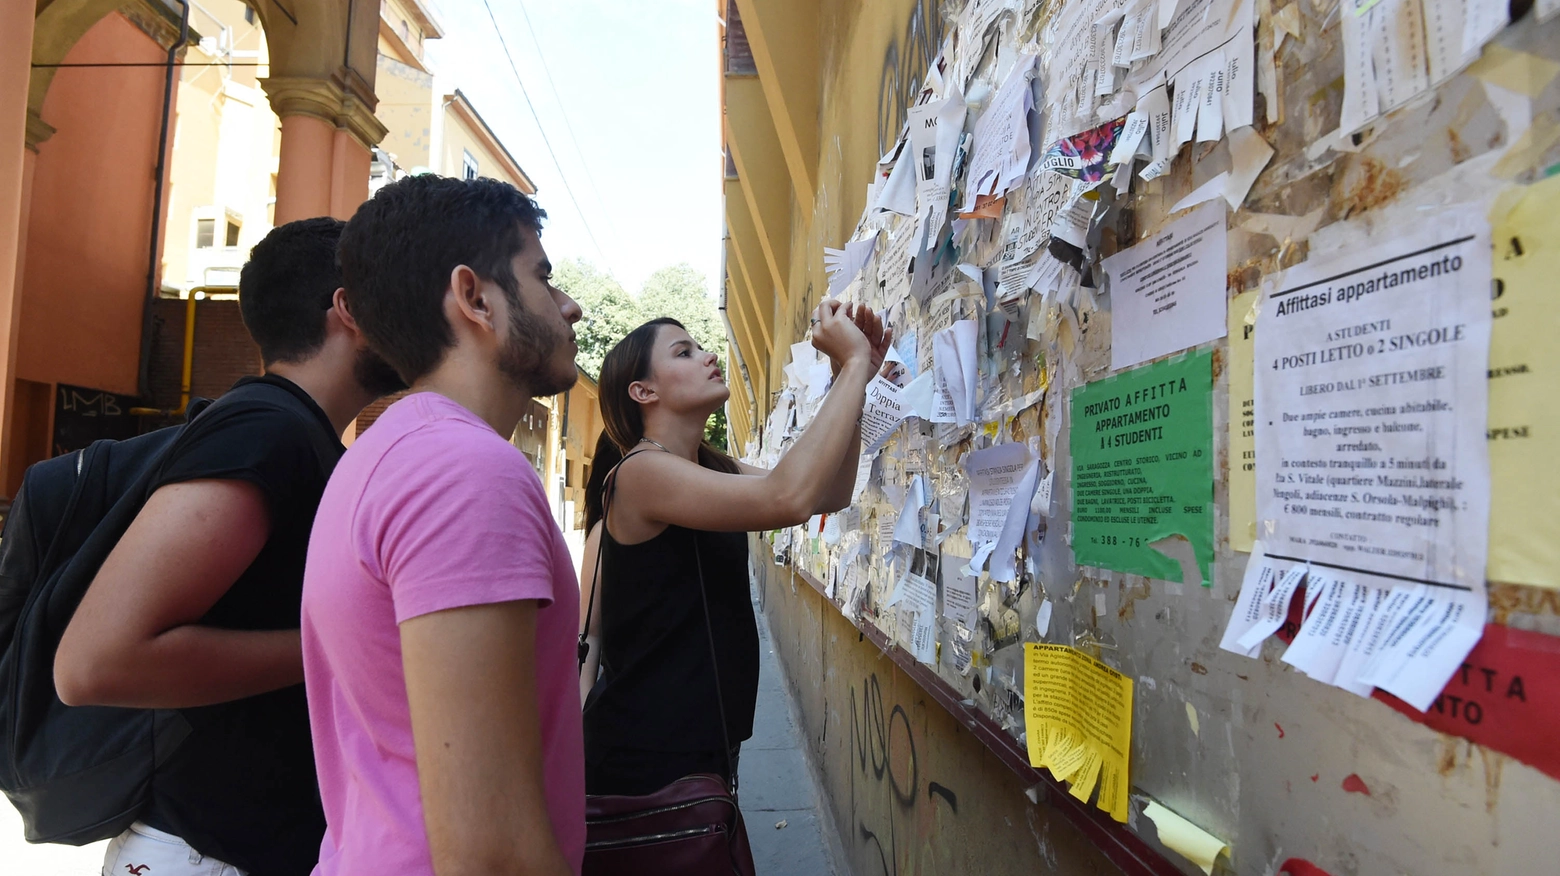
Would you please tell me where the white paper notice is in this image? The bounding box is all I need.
[990,456,1040,582]
[861,375,910,453]
[1340,2,1381,133]
[1332,583,1394,696]
[908,98,946,234]
[1137,79,1174,180]
[1424,0,1479,85]
[1356,585,1486,710]
[910,605,937,665]
[1222,125,1274,209]
[964,443,1039,581]
[825,236,879,297]
[941,554,980,625]
[1280,574,1347,677]
[887,570,938,664]
[1222,0,1256,130]
[851,448,876,504]
[901,371,937,420]
[963,56,1038,211]
[1369,0,1431,112]
[1255,205,1492,708]
[932,320,980,426]
[1237,562,1309,651]
[1102,200,1228,370]
[1461,0,1508,56]
[1220,540,1277,656]
[893,475,927,547]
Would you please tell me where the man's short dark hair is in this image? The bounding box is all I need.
[338,174,546,384]
[239,217,345,365]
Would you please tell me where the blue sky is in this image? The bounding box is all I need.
[426,0,722,295]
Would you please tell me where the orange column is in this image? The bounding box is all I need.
[267,77,379,225]
[0,5,37,497]
[330,128,371,220]
[273,113,337,225]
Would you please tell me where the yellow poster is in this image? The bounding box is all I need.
[1227,289,1259,553]
[1487,176,1560,589]
[1024,643,1133,822]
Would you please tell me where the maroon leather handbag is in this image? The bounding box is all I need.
[583,774,754,876]
[579,451,756,876]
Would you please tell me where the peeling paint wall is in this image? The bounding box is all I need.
[743,0,1560,873]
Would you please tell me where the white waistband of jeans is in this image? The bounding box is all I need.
[127,821,187,844]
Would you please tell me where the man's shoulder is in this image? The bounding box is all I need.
[157,384,336,494]
[381,418,536,483]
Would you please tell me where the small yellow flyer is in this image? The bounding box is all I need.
[1024,643,1134,822]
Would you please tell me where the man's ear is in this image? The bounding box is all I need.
[331,288,361,337]
[447,264,496,332]
[627,379,657,404]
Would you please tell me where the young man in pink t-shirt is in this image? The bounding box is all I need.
[303,175,585,875]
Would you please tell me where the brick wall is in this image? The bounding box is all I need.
[355,389,412,436]
[143,298,261,428]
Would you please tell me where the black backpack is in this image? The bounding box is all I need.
[0,381,336,844]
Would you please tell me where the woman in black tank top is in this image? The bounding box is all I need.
[580,304,890,795]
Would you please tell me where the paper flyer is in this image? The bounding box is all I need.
[1254,204,1492,710]
[1040,117,1128,183]
[1024,643,1134,822]
[1101,200,1229,371]
[1227,289,1259,552]
[1070,350,1216,585]
[860,375,909,453]
[1486,176,1560,588]
[1143,801,1229,875]
[963,442,1039,581]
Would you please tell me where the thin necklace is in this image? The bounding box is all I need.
[638,436,673,453]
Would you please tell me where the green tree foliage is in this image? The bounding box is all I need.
[638,264,730,450]
[554,257,639,382]
[552,259,732,451]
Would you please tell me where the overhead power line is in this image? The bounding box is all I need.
[512,0,625,259]
[480,0,614,273]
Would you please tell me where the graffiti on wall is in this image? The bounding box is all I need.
[876,0,944,156]
[847,672,959,875]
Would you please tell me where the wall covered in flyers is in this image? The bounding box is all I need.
[725,0,1560,872]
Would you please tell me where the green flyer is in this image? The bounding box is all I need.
[1070,349,1214,585]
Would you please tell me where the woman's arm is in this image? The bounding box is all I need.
[616,302,879,534]
[577,522,604,705]
[739,304,888,512]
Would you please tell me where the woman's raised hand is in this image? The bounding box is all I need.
[810,300,872,372]
[848,305,894,374]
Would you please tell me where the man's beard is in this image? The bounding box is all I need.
[353,346,408,397]
[499,294,577,397]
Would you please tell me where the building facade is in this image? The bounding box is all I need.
[1,0,598,542]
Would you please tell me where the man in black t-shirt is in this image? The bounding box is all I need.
[53,218,406,876]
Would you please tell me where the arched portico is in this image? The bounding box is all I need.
[0,0,388,497]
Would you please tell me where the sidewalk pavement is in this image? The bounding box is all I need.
[740,588,849,876]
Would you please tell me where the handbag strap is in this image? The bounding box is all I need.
[691,535,738,796]
[581,443,740,798]
[578,449,652,672]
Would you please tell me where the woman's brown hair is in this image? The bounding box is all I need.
[598,317,741,474]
